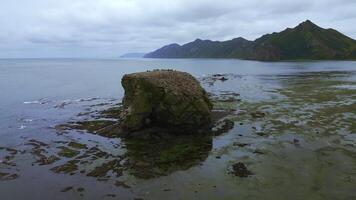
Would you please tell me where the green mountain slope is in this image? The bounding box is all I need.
[145,20,356,61]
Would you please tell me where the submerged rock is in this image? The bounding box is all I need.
[231,162,253,177]
[121,70,213,132]
[212,118,235,135]
[250,111,266,119]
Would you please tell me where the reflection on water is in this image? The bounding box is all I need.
[0,59,356,200]
[52,101,215,180]
[122,131,212,179]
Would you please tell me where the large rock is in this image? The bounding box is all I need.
[121,70,213,132]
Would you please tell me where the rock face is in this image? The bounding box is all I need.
[121,70,213,132]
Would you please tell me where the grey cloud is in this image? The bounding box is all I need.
[0,0,355,58]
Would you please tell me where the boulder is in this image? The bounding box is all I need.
[121,70,213,132]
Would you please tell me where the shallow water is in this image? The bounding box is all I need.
[0,58,355,200]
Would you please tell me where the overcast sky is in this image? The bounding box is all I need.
[0,0,355,58]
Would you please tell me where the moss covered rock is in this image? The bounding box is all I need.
[121,70,213,131]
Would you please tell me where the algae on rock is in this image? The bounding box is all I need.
[121,70,213,131]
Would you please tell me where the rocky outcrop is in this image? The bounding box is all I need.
[121,70,213,132]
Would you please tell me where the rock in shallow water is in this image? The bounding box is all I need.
[121,70,213,132]
[231,162,253,177]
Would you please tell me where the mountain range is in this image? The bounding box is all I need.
[144,20,356,61]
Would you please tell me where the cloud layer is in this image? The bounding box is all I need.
[1,0,356,58]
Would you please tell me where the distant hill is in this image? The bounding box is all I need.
[120,53,146,58]
[145,20,356,61]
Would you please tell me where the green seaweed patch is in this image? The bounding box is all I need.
[99,106,123,119]
[68,142,88,149]
[0,147,18,167]
[56,120,122,138]
[51,160,79,174]
[37,155,60,166]
[210,90,241,111]
[71,120,117,133]
[26,139,49,148]
[4,147,18,155]
[60,186,74,192]
[212,118,235,135]
[75,146,110,160]
[87,159,122,178]
[114,181,131,188]
[212,100,238,111]
[0,172,19,181]
[25,139,60,166]
[57,146,80,158]
[250,111,266,119]
[0,172,9,178]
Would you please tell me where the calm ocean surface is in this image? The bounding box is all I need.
[0,58,355,200]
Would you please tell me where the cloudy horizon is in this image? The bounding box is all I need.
[1,0,356,58]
